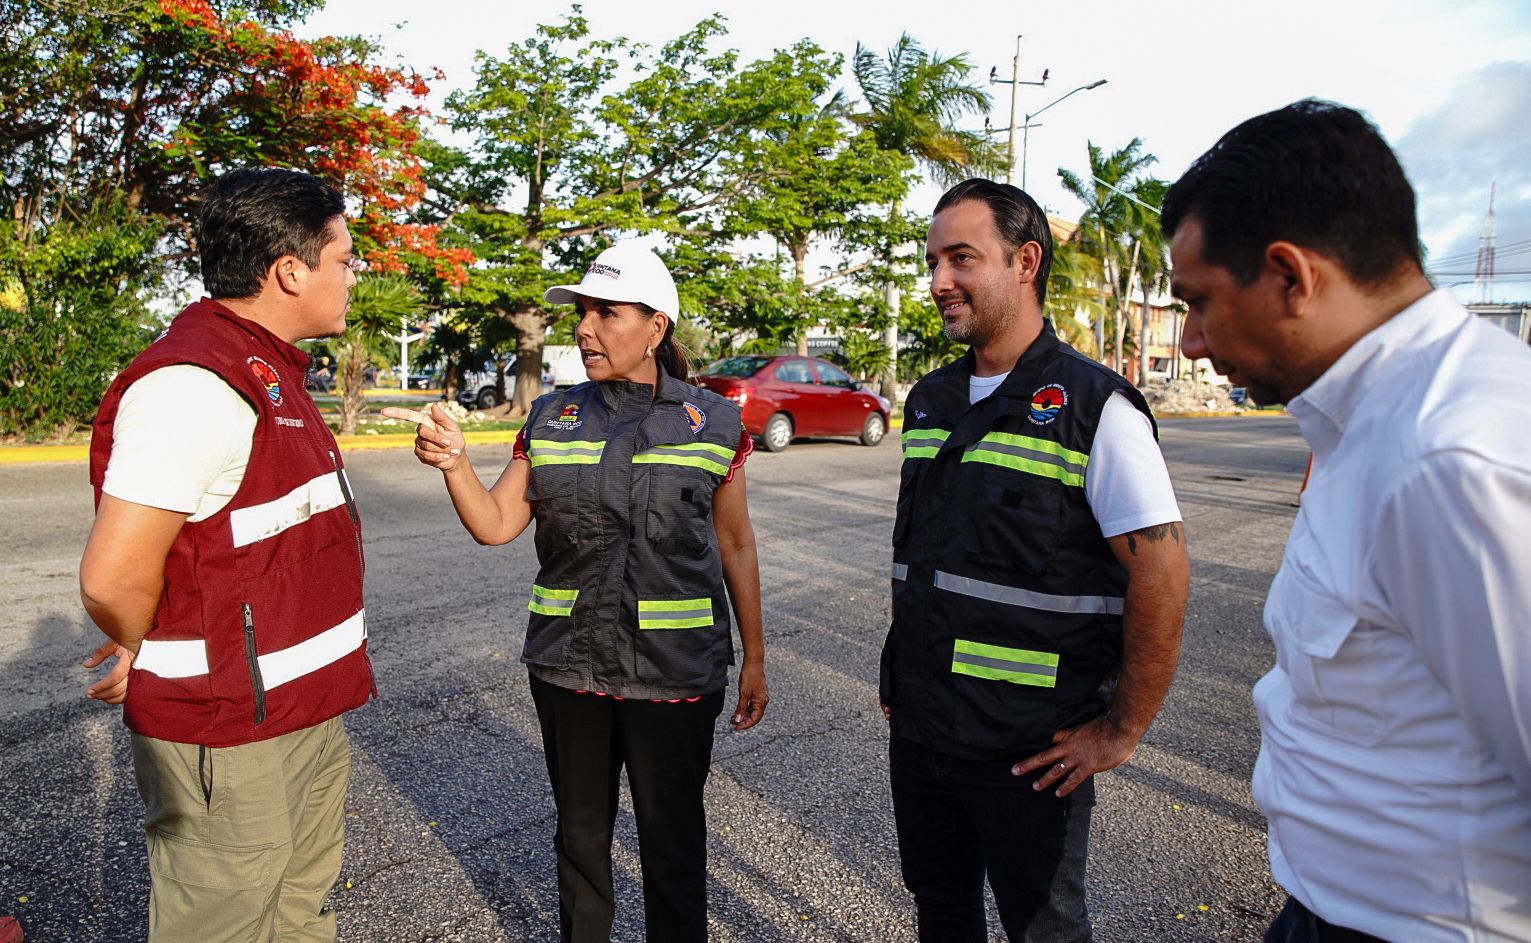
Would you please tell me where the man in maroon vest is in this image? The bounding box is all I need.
[79,169,374,943]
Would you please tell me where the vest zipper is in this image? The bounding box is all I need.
[243,603,266,725]
[330,449,377,698]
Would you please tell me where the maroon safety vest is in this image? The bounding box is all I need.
[89,299,374,747]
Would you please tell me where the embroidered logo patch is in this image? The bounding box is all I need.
[683,402,707,433]
[1028,384,1068,425]
[247,356,283,408]
[915,410,927,420]
[546,403,583,430]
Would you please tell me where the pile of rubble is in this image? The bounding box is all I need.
[1138,378,1240,414]
[373,400,492,428]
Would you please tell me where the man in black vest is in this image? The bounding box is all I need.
[882,179,1189,941]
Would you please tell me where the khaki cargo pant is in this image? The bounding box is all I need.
[131,717,351,943]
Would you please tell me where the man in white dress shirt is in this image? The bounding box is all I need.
[1163,99,1531,943]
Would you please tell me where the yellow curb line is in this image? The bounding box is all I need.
[0,429,523,465]
[0,412,1277,465]
[333,429,521,452]
[0,445,93,464]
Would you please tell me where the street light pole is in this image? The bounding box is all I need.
[989,36,1047,185]
[1019,78,1107,190]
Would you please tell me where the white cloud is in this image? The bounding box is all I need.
[1397,61,1531,301]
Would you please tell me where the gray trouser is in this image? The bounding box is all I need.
[131,717,351,943]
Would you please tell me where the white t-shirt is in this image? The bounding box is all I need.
[102,365,257,522]
[970,375,1179,538]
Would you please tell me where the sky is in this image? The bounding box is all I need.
[300,0,1531,303]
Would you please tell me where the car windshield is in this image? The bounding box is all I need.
[702,356,771,378]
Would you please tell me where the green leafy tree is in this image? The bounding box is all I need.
[723,82,911,354]
[2,0,462,436]
[850,32,1000,399]
[422,10,846,415]
[1047,234,1103,352]
[0,198,161,439]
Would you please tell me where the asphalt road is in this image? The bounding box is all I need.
[0,415,1308,942]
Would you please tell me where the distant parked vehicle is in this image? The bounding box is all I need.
[694,355,891,453]
[457,346,588,410]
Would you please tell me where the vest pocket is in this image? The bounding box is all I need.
[632,596,719,687]
[645,468,715,556]
[948,634,1061,743]
[522,584,578,669]
[965,477,1063,576]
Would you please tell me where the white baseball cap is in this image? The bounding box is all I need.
[543,242,680,323]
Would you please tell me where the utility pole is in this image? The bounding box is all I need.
[1475,181,1497,304]
[989,37,1047,185]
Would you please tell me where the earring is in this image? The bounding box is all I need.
[645,346,653,359]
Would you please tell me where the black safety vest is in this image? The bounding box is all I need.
[520,368,745,699]
[881,321,1156,757]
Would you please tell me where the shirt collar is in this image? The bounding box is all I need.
[1285,288,1467,456]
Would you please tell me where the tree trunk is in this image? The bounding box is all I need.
[1115,240,1141,374]
[507,307,550,418]
[335,339,370,435]
[1138,278,1152,385]
[442,352,459,402]
[792,241,809,357]
[878,199,902,403]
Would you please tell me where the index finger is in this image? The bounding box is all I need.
[380,406,433,426]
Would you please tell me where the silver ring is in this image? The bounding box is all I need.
[1056,761,1067,771]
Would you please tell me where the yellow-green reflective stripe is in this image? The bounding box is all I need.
[528,439,605,467]
[961,449,1085,487]
[902,427,950,460]
[632,444,731,476]
[528,584,578,616]
[951,639,1058,688]
[979,431,1089,467]
[637,597,714,630]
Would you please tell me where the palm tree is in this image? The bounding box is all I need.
[851,33,999,400]
[1047,235,1103,352]
[1058,139,1158,370]
[336,274,423,434]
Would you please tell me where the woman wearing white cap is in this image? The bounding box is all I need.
[384,241,767,942]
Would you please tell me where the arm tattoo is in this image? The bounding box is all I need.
[1125,522,1181,557]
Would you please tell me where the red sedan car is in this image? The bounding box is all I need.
[694,355,891,452]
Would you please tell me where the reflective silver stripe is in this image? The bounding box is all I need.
[135,638,209,679]
[258,609,367,690]
[230,471,347,548]
[135,609,366,685]
[933,570,1123,615]
[891,563,908,581]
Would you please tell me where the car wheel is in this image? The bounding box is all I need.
[761,412,793,452]
[859,413,887,447]
[476,387,501,409]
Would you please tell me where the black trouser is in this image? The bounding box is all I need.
[530,675,724,943]
[1264,896,1390,943]
[890,734,1094,943]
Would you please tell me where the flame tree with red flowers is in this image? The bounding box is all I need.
[1,0,469,438]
